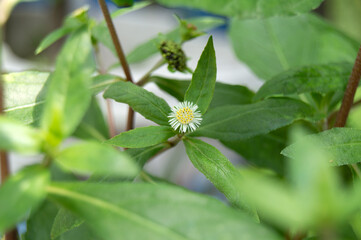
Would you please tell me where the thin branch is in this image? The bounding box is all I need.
[334,45,361,127]
[97,0,135,131]
[95,45,117,137]
[0,22,18,240]
[137,59,166,86]
[333,44,361,179]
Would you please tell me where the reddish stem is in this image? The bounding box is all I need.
[97,0,135,131]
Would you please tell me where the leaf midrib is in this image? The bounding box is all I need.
[47,185,193,240]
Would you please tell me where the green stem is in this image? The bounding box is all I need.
[137,59,166,86]
[139,171,156,184]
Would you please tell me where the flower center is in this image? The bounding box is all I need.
[176,107,194,124]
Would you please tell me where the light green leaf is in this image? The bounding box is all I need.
[222,128,288,174]
[183,137,255,215]
[191,98,316,141]
[153,76,254,108]
[254,62,353,101]
[73,97,109,141]
[35,6,89,54]
[126,143,169,168]
[107,126,175,148]
[47,182,281,240]
[282,128,361,166]
[51,208,83,240]
[0,116,43,154]
[40,27,95,145]
[184,36,216,113]
[155,0,323,18]
[90,74,124,95]
[3,71,49,125]
[127,17,224,63]
[55,141,139,177]
[0,166,49,233]
[229,14,358,80]
[104,81,170,125]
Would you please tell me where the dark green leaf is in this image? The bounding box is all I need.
[111,0,133,7]
[155,0,323,18]
[184,137,254,212]
[254,63,353,101]
[153,76,254,108]
[282,128,361,166]
[0,166,49,233]
[40,27,95,144]
[25,201,59,240]
[127,17,224,63]
[184,36,216,114]
[73,97,109,141]
[35,6,89,54]
[104,81,170,125]
[126,143,169,168]
[107,126,175,148]
[191,98,316,141]
[48,182,281,240]
[3,71,49,125]
[0,117,43,154]
[222,128,288,174]
[229,14,358,80]
[55,141,139,177]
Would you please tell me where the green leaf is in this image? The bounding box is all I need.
[0,166,49,233]
[0,117,43,154]
[191,98,316,141]
[229,14,358,80]
[55,141,139,177]
[35,6,89,54]
[51,208,83,240]
[153,76,254,108]
[184,36,216,114]
[104,81,170,125]
[107,126,175,148]
[3,71,49,125]
[47,182,281,240]
[2,72,118,126]
[73,97,109,141]
[111,0,133,7]
[222,128,288,174]
[127,17,224,63]
[282,128,361,166]
[90,74,124,94]
[155,0,323,18]
[25,201,59,240]
[40,27,95,145]
[254,62,353,101]
[183,138,254,214]
[126,143,169,168]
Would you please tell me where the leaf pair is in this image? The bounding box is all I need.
[104,36,217,148]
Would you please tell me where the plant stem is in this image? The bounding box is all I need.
[97,0,135,131]
[95,45,117,137]
[333,45,361,178]
[137,59,166,86]
[334,45,361,127]
[327,99,361,127]
[0,20,18,240]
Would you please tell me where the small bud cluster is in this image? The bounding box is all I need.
[159,40,187,73]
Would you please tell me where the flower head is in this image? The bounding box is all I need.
[168,101,202,133]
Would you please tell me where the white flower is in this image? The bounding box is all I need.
[168,101,202,133]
